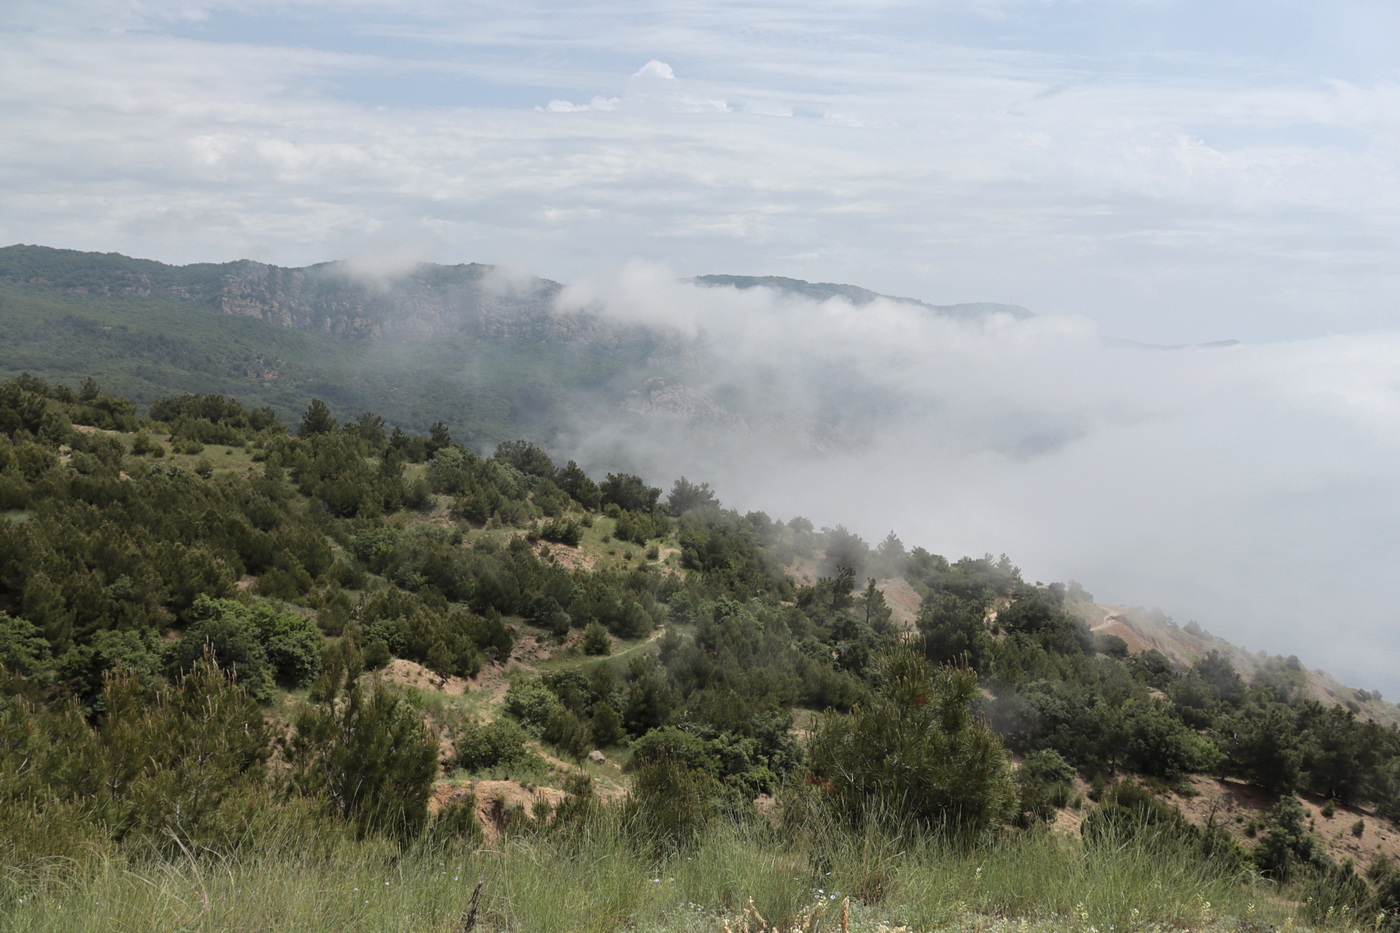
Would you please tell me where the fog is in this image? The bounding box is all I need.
[553,264,1400,698]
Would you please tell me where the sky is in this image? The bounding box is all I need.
[2,1,1399,693]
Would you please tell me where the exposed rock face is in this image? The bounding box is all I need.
[214,260,561,341]
[0,246,647,346]
[209,260,668,347]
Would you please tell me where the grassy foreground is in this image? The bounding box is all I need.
[1,808,1368,933]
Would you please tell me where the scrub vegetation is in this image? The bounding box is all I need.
[3,373,1400,932]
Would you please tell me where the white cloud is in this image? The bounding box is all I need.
[3,3,1396,345]
[632,59,675,80]
[553,270,1400,698]
[541,96,620,112]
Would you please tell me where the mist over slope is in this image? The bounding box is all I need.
[3,245,1397,701]
[550,263,1400,702]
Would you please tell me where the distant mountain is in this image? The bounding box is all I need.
[1,246,1043,455]
[0,245,669,447]
[1,245,1240,476]
[0,244,624,344]
[692,273,1035,322]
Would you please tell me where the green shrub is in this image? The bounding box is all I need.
[1015,749,1076,823]
[168,596,323,701]
[537,518,582,546]
[284,679,438,840]
[582,621,612,656]
[456,718,532,772]
[1253,796,1327,884]
[543,707,593,760]
[503,678,562,736]
[129,432,166,458]
[0,612,51,677]
[625,753,723,854]
[590,702,626,748]
[802,642,1015,838]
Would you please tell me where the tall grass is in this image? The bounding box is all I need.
[0,806,1344,933]
[886,825,1256,931]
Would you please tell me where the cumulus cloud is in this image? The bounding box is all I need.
[633,59,675,80]
[553,269,1400,699]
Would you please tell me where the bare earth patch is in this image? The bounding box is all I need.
[464,635,559,709]
[534,540,596,572]
[380,658,470,696]
[430,780,570,840]
[1170,776,1400,868]
[877,578,921,629]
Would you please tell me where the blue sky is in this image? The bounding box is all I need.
[4,1,1400,695]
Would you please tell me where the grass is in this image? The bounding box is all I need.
[2,806,1355,933]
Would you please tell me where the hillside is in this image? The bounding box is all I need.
[0,245,1039,461]
[0,245,669,446]
[5,373,1400,932]
[1077,603,1400,728]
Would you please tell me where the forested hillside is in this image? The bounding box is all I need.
[4,373,1400,933]
[0,246,1036,464]
[0,245,670,447]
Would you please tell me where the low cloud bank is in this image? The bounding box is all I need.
[555,264,1400,698]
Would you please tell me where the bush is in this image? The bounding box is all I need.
[285,679,438,840]
[537,518,582,547]
[629,726,719,777]
[430,789,483,844]
[0,612,51,677]
[1253,796,1327,884]
[1015,749,1076,824]
[130,432,166,458]
[590,702,626,747]
[456,718,532,772]
[543,708,593,760]
[503,678,563,736]
[168,597,323,701]
[625,753,723,854]
[581,622,611,656]
[1081,782,1189,847]
[802,642,1015,838]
